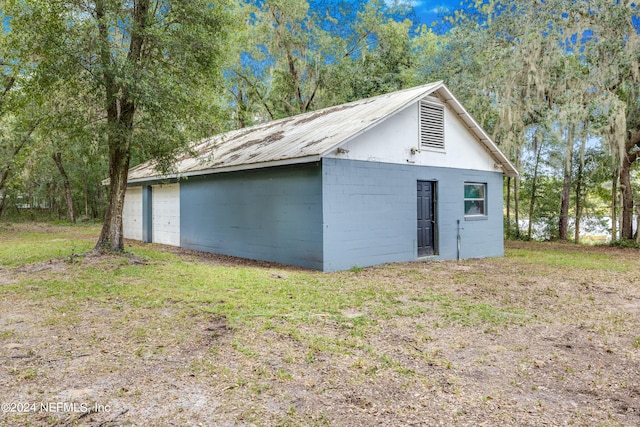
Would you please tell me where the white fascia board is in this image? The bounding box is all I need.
[437,86,519,177]
[124,155,321,185]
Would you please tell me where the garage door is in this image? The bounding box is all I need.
[152,184,180,246]
[123,187,143,241]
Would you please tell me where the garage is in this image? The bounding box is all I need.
[121,82,517,270]
[152,184,180,246]
[122,187,142,240]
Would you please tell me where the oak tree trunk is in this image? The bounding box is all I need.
[94,0,148,252]
[95,146,130,251]
[620,155,634,239]
[52,152,76,223]
[619,128,640,240]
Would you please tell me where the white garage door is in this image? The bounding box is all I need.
[152,184,180,246]
[123,187,143,241]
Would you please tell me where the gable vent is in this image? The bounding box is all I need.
[420,101,444,150]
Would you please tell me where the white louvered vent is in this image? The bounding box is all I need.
[420,101,444,150]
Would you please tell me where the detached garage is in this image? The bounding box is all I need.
[151,184,180,246]
[122,186,142,241]
[121,81,518,271]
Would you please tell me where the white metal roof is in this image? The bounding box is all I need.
[126,81,518,182]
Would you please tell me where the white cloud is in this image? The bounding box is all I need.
[384,0,424,7]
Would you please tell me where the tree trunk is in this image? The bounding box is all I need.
[574,127,587,244]
[0,76,17,219]
[513,151,521,239]
[0,190,6,219]
[528,141,543,239]
[84,182,89,218]
[559,124,574,240]
[506,176,511,238]
[620,154,634,239]
[619,190,624,237]
[0,125,35,218]
[611,169,618,241]
[635,206,640,243]
[52,152,76,223]
[94,0,147,252]
[619,128,640,240]
[236,88,246,129]
[95,147,130,251]
[29,192,35,219]
[0,169,9,218]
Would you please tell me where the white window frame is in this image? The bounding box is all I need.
[464,182,487,217]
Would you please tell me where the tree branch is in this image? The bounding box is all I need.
[0,76,16,110]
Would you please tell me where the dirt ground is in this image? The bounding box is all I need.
[1,238,639,426]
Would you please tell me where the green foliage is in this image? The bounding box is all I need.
[608,239,640,249]
[1,0,237,245]
[518,173,564,240]
[1,0,638,244]
[225,0,443,125]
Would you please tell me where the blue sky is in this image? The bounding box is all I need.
[394,0,460,26]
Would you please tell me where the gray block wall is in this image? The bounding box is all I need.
[322,158,504,271]
[180,163,324,270]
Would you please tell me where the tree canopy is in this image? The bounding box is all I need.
[1,0,639,244]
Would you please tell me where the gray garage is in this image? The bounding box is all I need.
[122,81,517,271]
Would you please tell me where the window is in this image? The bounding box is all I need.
[420,101,444,150]
[464,183,486,216]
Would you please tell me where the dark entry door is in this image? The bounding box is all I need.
[417,181,436,256]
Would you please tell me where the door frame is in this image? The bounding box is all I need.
[417,180,438,257]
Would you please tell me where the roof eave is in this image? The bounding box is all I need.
[435,85,519,178]
[123,155,322,185]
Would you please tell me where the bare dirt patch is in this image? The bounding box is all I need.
[0,240,639,426]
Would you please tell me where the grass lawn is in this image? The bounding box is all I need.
[0,222,639,426]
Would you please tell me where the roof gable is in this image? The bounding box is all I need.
[127,81,517,182]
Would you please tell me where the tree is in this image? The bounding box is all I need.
[323,0,428,102]
[227,0,350,122]
[436,0,640,242]
[0,38,42,218]
[580,0,640,240]
[5,0,233,250]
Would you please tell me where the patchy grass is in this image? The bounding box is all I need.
[505,240,637,272]
[0,223,97,266]
[1,224,525,331]
[1,223,639,427]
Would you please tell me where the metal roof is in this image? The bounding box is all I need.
[126,81,518,182]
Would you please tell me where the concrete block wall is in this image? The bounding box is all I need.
[179,163,324,270]
[322,158,504,271]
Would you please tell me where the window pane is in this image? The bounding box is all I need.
[464,184,484,199]
[464,200,485,215]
